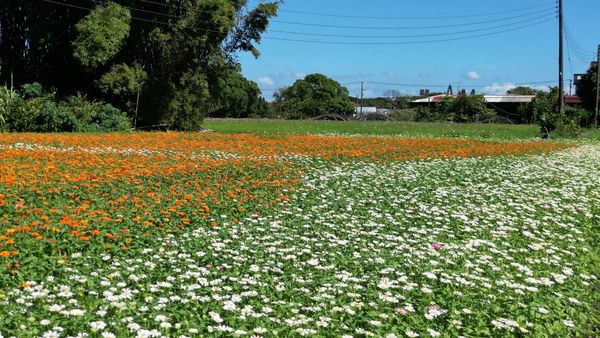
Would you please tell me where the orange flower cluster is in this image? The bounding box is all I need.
[0,132,566,161]
[0,132,565,267]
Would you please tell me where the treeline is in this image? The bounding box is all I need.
[0,0,280,131]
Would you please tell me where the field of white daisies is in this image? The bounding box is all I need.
[1,134,599,338]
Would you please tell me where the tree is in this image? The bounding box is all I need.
[577,62,598,113]
[97,63,147,128]
[72,2,131,68]
[0,0,281,130]
[533,87,585,137]
[273,74,354,119]
[448,94,495,123]
[507,86,542,95]
[210,70,272,118]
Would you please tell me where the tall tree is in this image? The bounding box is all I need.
[0,0,281,130]
[274,74,354,119]
[577,62,598,113]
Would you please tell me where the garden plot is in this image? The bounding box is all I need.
[0,134,598,337]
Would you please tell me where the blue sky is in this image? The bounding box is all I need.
[239,0,600,99]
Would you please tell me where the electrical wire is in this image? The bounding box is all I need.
[271,8,555,31]
[267,13,555,39]
[264,18,554,46]
[42,0,178,28]
[364,80,556,88]
[278,4,554,20]
[44,0,555,47]
[563,24,593,62]
[82,0,179,18]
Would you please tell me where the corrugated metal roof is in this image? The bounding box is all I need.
[484,95,535,103]
[413,95,583,104]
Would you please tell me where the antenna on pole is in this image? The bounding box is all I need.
[558,0,565,115]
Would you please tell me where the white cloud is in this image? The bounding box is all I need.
[465,71,482,80]
[482,82,516,94]
[294,72,306,79]
[383,71,399,79]
[257,76,275,86]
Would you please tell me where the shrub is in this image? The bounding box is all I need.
[36,101,79,132]
[534,88,589,138]
[415,106,434,122]
[0,84,130,132]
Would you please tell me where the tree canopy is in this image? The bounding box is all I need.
[507,86,543,95]
[577,62,598,113]
[273,74,354,119]
[0,0,281,130]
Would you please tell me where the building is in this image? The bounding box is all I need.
[412,94,582,122]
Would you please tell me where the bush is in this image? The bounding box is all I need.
[539,106,587,138]
[415,106,434,122]
[0,84,130,132]
[534,88,590,138]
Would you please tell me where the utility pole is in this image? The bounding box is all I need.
[558,0,565,115]
[595,44,600,128]
[359,81,364,116]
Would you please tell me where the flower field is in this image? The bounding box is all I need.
[0,133,598,337]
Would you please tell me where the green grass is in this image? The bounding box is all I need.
[202,119,541,139]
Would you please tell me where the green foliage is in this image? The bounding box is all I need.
[414,95,496,123]
[62,94,131,132]
[0,84,130,132]
[450,94,496,123]
[20,82,45,98]
[202,119,543,139]
[273,74,354,119]
[226,2,280,58]
[577,62,598,113]
[97,63,147,127]
[507,86,543,95]
[535,88,582,138]
[97,63,146,96]
[210,70,272,118]
[72,2,131,68]
[0,86,21,131]
[1,0,280,131]
[415,106,435,122]
[162,69,211,131]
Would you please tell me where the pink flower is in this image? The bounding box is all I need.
[431,242,443,251]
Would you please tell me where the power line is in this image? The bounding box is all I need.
[45,0,554,47]
[42,0,179,28]
[265,19,554,46]
[132,0,179,8]
[267,13,555,39]
[271,8,555,31]
[82,0,179,18]
[563,24,593,62]
[278,4,554,20]
[364,80,556,88]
